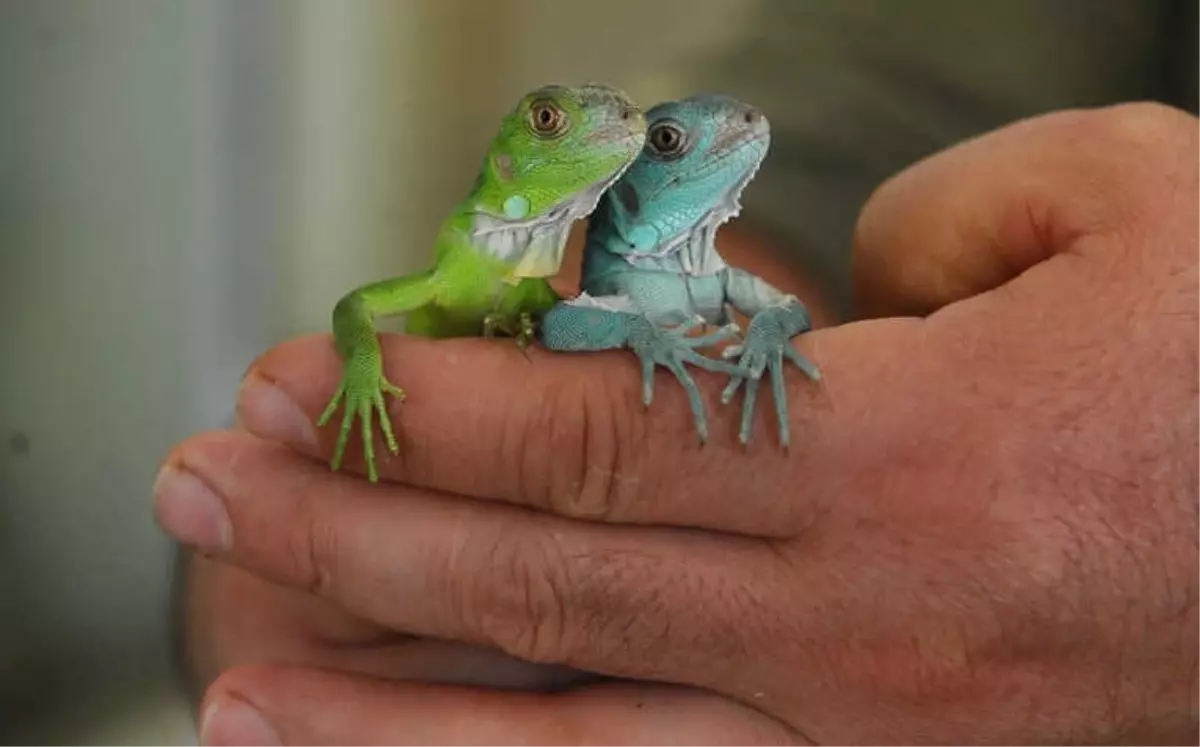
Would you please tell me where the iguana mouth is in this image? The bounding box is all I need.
[483,145,637,231]
[472,125,641,232]
[620,129,770,276]
[468,145,641,278]
[692,131,769,184]
[559,152,636,219]
[638,130,768,215]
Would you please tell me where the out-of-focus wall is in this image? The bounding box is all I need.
[0,1,756,742]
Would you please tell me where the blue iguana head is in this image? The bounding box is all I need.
[602,93,770,254]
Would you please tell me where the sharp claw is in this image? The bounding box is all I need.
[333,405,354,472]
[784,344,821,381]
[374,395,397,457]
[721,374,744,404]
[318,381,346,427]
[768,352,791,450]
[358,401,378,483]
[638,357,657,410]
[751,353,768,381]
[740,376,760,445]
[382,428,400,456]
[684,324,739,348]
[664,359,708,444]
[674,315,705,336]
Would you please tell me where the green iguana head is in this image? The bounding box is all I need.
[470,84,647,224]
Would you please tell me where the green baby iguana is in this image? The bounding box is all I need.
[319,84,646,481]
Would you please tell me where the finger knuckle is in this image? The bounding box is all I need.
[471,526,573,663]
[1094,101,1196,152]
[473,528,680,670]
[518,368,648,523]
[1052,102,1198,171]
[470,526,748,678]
[287,496,342,598]
[1055,102,1198,250]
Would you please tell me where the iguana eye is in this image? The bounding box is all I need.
[647,120,687,159]
[528,100,567,137]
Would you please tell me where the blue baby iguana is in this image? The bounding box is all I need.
[320,84,646,481]
[540,94,820,447]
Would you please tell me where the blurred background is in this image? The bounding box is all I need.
[1,0,1194,743]
[0,1,754,741]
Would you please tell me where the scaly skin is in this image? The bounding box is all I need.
[320,84,646,481]
[540,94,819,447]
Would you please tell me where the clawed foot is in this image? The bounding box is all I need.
[628,315,741,443]
[317,347,404,483]
[483,311,537,350]
[721,308,820,449]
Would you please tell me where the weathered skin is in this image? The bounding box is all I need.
[540,94,819,446]
[320,84,646,481]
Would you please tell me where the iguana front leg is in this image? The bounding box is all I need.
[541,302,739,443]
[483,276,560,348]
[319,270,437,482]
[718,268,820,448]
[481,312,536,347]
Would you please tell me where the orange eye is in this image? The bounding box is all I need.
[529,100,566,136]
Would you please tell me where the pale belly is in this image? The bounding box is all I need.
[584,267,728,326]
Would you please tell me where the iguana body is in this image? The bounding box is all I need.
[321,84,646,481]
[540,94,819,446]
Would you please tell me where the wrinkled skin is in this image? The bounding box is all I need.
[160,103,1198,745]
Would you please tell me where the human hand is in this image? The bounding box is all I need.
[157,102,1197,744]
[178,549,590,705]
[169,216,828,745]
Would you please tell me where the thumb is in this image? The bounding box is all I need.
[850,102,1197,318]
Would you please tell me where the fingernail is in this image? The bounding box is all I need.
[200,696,281,746]
[153,465,233,552]
[237,372,317,448]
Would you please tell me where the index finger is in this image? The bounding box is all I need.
[234,318,909,538]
